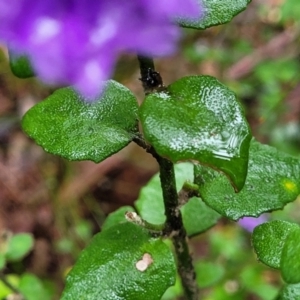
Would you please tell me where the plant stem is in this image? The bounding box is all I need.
[157,157,199,300]
[137,55,164,94]
[137,55,155,80]
[125,211,164,237]
[137,55,199,299]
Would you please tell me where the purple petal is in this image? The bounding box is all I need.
[238,215,268,232]
[0,0,202,98]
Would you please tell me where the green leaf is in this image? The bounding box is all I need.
[177,0,251,29]
[0,275,19,299]
[9,51,35,78]
[19,273,52,300]
[140,75,251,191]
[135,163,220,236]
[22,80,138,162]
[5,233,34,262]
[278,283,300,300]
[61,222,176,300]
[162,275,183,300]
[181,197,220,236]
[195,140,300,220]
[252,221,299,269]
[240,265,279,300]
[0,254,5,270]
[195,261,225,288]
[281,228,300,283]
[74,220,93,241]
[135,163,193,225]
[101,206,135,231]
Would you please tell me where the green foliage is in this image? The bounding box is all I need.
[240,265,278,300]
[140,75,251,191]
[62,223,176,300]
[19,273,54,300]
[178,0,251,29]
[181,197,220,237]
[22,80,139,162]
[0,273,54,300]
[101,206,136,231]
[5,233,34,262]
[0,275,19,298]
[253,221,300,284]
[0,233,34,266]
[195,261,225,288]
[252,220,298,269]
[0,254,5,270]
[13,1,300,299]
[278,283,300,300]
[9,51,35,78]
[135,163,220,236]
[135,163,193,225]
[195,140,300,220]
[281,228,300,283]
[280,0,300,23]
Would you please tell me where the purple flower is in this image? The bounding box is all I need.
[0,0,200,98]
[238,214,268,232]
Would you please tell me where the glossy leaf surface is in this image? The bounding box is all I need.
[22,81,138,162]
[61,222,176,300]
[195,140,300,220]
[278,284,300,300]
[178,0,251,29]
[135,163,219,236]
[281,228,300,283]
[252,221,298,269]
[140,75,251,191]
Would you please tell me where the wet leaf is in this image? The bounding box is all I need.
[278,283,300,300]
[252,220,298,269]
[281,228,300,283]
[195,140,300,220]
[140,75,251,191]
[178,0,251,29]
[61,222,176,300]
[22,80,138,162]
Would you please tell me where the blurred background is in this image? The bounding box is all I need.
[0,0,300,299]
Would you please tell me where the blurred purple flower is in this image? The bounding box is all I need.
[0,0,200,98]
[238,214,268,232]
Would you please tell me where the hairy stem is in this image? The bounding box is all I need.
[157,157,199,300]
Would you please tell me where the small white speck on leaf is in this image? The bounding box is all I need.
[135,253,153,272]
